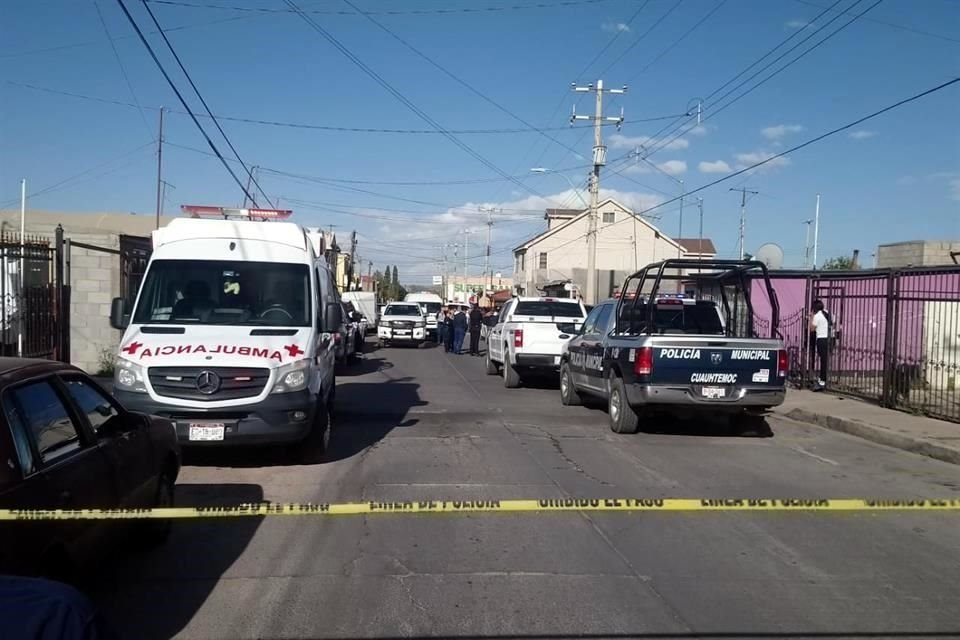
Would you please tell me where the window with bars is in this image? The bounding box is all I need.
[602,211,615,224]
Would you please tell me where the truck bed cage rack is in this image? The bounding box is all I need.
[616,258,780,339]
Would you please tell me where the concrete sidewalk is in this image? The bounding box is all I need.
[775,389,960,465]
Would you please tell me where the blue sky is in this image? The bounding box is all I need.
[1,0,958,281]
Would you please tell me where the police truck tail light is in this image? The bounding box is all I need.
[777,349,789,378]
[634,347,653,376]
[514,329,524,348]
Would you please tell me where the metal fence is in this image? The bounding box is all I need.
[0,226,69,361]
[751,266,960,423]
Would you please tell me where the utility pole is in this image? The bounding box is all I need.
[478,206,501,291]
[697,197,704,274]
[464,229,470,282]
[367,260,373,292]
[18,178,26,357]
[802,219,813,268]
[155,106,164,230]
[571,79,626,304]
[813,193,821,270]
[677,179,684,258]
[729,187,758,260]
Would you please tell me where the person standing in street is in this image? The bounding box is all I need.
[437,306,447,346]
[444,309,455,352]
[468,304,483,356]
[452,307,467,354]
[809,299,832,391]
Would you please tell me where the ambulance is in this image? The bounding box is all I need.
[109,206,342,458]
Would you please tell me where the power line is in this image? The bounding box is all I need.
[596,0,685,78]
[647,0,883,156]
[0,141,156,207]
[92,0,153,137]
[639,0,848,155]
[147,0,618,17]
[544,76,960,250]
[342,0,589,161]
[281,0,549,201]
[790,0,960,44]
[6,80,685,134]
[138,0,273,207]
[646,0,882,158]
[0,13,252,59]
[624,0,728,83]
[114,0,257,204]
[578,0,652,82]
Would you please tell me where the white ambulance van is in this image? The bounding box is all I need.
[109,207,341,458]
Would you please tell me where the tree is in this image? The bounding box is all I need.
[822,256,857,270]
[392,265,399,286]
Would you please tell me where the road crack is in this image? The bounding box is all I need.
[504,422,611,486]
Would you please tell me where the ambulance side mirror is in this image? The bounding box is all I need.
[110,297,130,330]
[324,302,342,333]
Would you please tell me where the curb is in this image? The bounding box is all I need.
[785,408,960,467]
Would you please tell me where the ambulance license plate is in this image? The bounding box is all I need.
[189,423,225,441]
[701,386,726,399]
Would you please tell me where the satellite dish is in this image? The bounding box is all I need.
[755,243,784,270]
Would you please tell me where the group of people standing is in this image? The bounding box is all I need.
[436,304,488,355]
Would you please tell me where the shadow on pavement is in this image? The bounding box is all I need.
[327,379,427,461]
[336,353,393,377]
[88,483,265,640]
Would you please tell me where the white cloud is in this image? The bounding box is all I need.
[601,21,631,33]
[761,124,804,140]
[657,160,687,176]
[896,175,917,186]
[688,125,708,137]
[698,160,731,174]
[608,133,689,151]
[848,130,877,140]
[734,150,791,171]
[785,19,810,29]
[620,163,651,175]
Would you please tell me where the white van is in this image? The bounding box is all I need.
[109,210,341,457]
[404,292,443,337]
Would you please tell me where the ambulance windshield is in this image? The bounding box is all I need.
[132,259,311,327]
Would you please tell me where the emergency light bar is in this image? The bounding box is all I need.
[181,205,293,220]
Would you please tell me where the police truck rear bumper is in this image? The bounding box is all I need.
[115,389,318,445]
[626,384,786,409]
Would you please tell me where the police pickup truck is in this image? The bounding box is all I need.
[560,258,786,434]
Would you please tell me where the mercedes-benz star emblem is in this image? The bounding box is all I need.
[196,370,221,395]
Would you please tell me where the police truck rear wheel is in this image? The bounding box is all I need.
[609,375,639,434]
[560,363,581,406]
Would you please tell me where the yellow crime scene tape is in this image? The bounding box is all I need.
[3,498,960,521]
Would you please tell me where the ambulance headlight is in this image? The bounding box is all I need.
[271,360,309,394]
[114,358,147,393]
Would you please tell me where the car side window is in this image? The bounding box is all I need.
[63,378,120,437]
[497,302,511,324]
[593,304,614,336]
[3,406,37,481]
[4,381,82,466]
[580,305,604,335]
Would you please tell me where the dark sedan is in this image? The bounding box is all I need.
[0,358,180,579]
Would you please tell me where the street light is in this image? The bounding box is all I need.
[529,168,589,208]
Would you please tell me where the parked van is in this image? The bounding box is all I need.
[404,292,443,337]
[342,291,378,331]
[109,207,341,458]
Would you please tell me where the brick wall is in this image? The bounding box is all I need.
[69,233,121,373]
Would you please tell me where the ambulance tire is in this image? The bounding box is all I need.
[608,374,640,434]
[295,397,331,464]
[559,363,582,406]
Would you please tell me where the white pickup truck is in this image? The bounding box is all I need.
[485,297,587,388]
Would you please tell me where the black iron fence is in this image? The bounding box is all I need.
[755,266,960,423]
[0,226,69,361]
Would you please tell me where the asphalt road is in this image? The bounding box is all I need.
[92,338,960,639]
